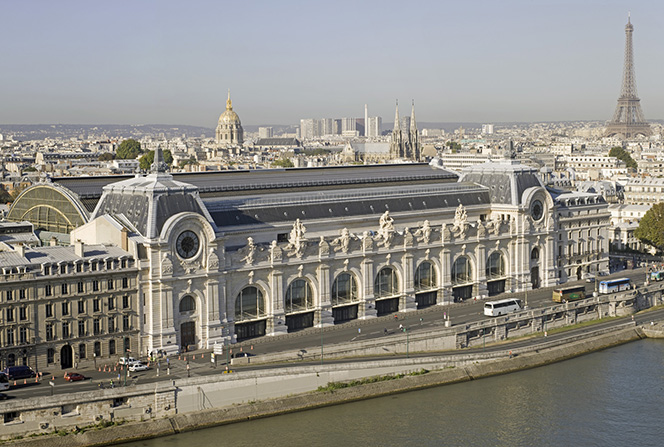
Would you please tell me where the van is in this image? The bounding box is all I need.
[2,365,36,380]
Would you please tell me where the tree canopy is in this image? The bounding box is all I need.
[99,152,115,161]
[272,158,294,168]
[139,150,173,171]
[608,146,638,169]
[634,203,664,252]
[116,139,143,159]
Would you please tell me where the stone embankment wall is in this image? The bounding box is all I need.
[2,282,664,446]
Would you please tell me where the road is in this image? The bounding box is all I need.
[3,268,652,400]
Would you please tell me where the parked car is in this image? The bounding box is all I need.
[584,274,596,283]
[118,357,137,365]
[128,362,149,372]
[2,365,36,380]
[64,372,86,382]
[231,352,255,359]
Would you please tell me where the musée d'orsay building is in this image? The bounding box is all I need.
[3,149,610,365]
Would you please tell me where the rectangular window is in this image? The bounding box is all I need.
[77,282,84,293]
[19,307,26,321]
[6,329,14,345]
[121,259,127,268]
[92,280,99,292]
[107,279,114,290]
[78,320,85,337]
[45,285,52,297]
[79,343,86,359]
[93,298,100,313]
[108,297,115,310]
[93,318,100,335]
[6,290,12,301]
[45,303,53,318]
[19,289,26,300]
[46,323,54,341]
[19,327,27,344]
[106,260,113,270]
[62,322,70,339]
[6,308,14,322]
[123,314,130,331]
[122,277,128,289]
[76,263,82,273]
[60,264,66,274]
[78,300,84,314]
[61,301,69,316]
[91,262,97,272]
[122,295,130,309]
[61,283,68,295]
[47,348,54,364]
[108,317,116,333]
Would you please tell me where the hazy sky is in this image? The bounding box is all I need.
[2,0,662,127]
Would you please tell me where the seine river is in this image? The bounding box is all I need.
[121,340,664,447]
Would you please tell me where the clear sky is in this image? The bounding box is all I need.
[2,0,662,127]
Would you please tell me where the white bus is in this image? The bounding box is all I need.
[484,298,522,317]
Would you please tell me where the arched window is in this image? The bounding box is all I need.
[414,261,437,291]
[235,286,265,322]
[451,256,473,284]
[179,295,196,313]
[331,273,358,306]
[285,279,314,313]
[531,247,540,260]
[375,267,399,298]
[486,252,505,279]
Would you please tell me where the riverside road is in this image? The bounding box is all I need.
[3,268,653,400]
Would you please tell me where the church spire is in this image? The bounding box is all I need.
[410,99,417,132]
[226,89,233,110]
[393,100,400,130]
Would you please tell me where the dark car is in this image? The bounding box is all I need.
[231,352,254,358]
[2,365,36,380]
[64,372,85,382]
[0,393,9,400]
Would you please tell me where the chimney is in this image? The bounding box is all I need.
[121,228,128,251]
[15,243,26,258]
[50,236,58,247]
[74,240,85,257]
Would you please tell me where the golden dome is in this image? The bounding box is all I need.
[218,90,241,125]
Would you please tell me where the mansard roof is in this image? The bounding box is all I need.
[459,159,544,206]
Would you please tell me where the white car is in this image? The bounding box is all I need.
[118,357,137,365]
[128,362,149,372]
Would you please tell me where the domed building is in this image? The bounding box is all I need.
[215,90,243,146]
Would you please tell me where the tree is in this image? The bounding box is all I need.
[272,158,294,168]
[99,152,115,161]
[635,203,664,252]
[139,150,173,171]
[178,157,198,169]
[116,139,142,159]
[608,146,637,169]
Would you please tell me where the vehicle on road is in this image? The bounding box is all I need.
[2,365,36,380]
[118,357,137,365]
[64,372,85,382]
[584,274,596,283]
[0,393,9,400]
[553,285,586,303]
[0,373,9,391]
[599,278,632,294]
[128,362,149,372]
[483,298,522,317]
[650,271,664,282]
[231,352,255,359]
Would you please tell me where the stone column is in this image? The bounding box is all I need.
[204,278,225,347]
[268,270,288,335]
[360,258,377,319]
[439,248,452,304]
[317,264,334,326]
[475,244,488,298]
[401,253,417,311]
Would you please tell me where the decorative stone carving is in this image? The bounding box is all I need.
[318,235,330,257]
[248,271,254,284]
[207,248,219,270]
[524,216,532,233]
[477,220,486,238]
[451,204,468,239]
[442,223,452,242]
[297,265,304,277]
[343,259,349,271]
[240,237,256,265]
[362,231,373,252]
[487,218,502,236]
[331,228,351,254]
[161,253,173,276]
[376,210,395,247]
[286,219,307,258]
[181,260,199,275]
[269,240,282,264]
[403,227,414,248]
[414,220,432,244]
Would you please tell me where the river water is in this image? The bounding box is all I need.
[120,339,664,447]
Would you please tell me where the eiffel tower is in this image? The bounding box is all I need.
[604,15,651,138]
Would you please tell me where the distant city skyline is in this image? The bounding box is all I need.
[2,0,663,127]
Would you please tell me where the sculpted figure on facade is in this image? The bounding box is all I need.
[414,220,432,244]
[269,240,282,264]
[451,204,468,239]
[376,211,395,247]
[486,217,502,236]
[441,223,452,242]
[318,235,330,257]
[331,227,351,253]
[240,237,257,265]
[286,218,307,258]
[476,220,486,239]
[403,227,414,248]
[362,231,373,252]
[161,252,173,276]
[207,248,219,270]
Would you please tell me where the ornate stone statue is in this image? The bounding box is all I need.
[240,237,256,265]
[441,223,452,242]
[318,235,330,257]
[332,227,351,253]
[362,231,373,252]
[377,211,395,247]
[477,220,486,238]
[161,252,173,275]
[451,204,468,239]
[207,247,219,269]
[414,220,432,244]
[286,218,307,257]
[403,227,414,248]
[269,240,282,264]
